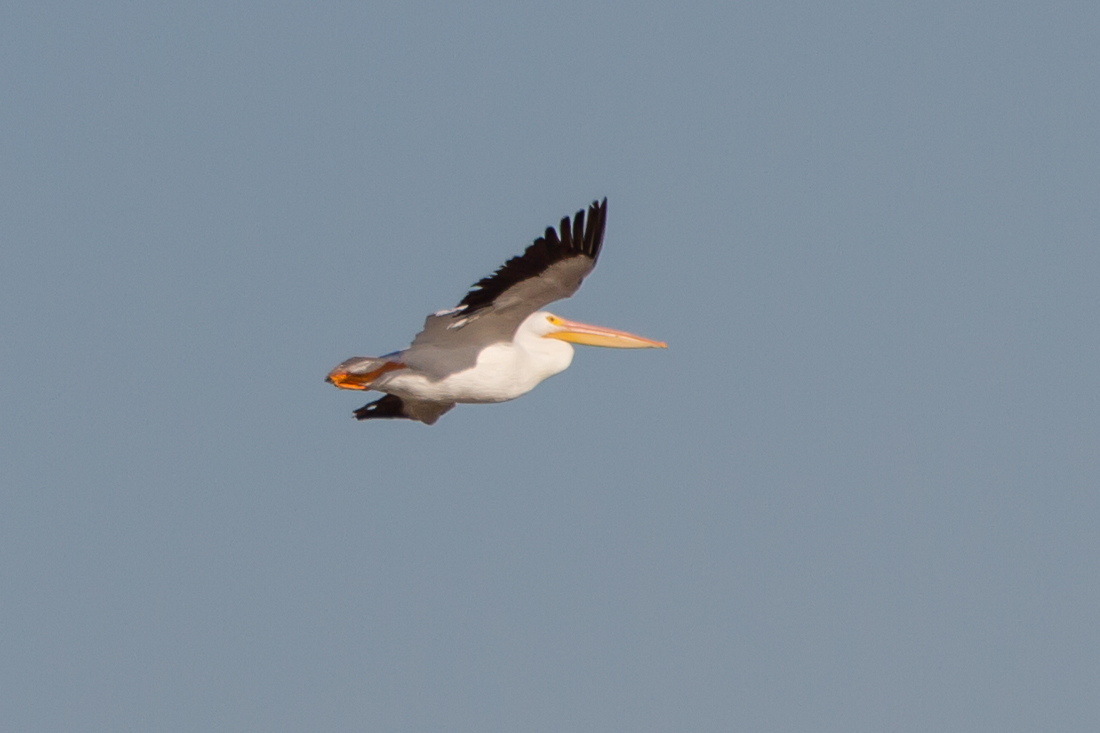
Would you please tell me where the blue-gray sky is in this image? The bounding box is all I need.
[3,2,1098,731]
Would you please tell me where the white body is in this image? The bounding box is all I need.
[377,313,576,403]
[326,200,666,424]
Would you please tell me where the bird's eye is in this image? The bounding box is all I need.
[546,315,555,323]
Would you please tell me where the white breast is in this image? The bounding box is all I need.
[378,338,574,404]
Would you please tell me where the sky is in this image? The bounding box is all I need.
[2,1,1098,731]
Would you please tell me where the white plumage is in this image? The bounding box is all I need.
[326,200,665,424]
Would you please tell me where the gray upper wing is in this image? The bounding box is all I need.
[404,199,607,374]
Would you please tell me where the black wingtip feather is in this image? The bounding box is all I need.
[353,394,410,421]
[456,198,608,314]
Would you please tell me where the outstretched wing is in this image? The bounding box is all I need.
[405,198,607,372]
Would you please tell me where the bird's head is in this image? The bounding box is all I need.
[529,311,667,349]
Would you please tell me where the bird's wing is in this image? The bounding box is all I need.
[404,199,607,374]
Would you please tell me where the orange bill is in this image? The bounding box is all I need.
[545,317,667,349]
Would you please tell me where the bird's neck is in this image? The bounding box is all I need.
[516,332,575,382]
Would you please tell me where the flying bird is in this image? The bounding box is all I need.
[326,199,666,424]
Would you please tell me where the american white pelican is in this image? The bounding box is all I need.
[326,199,666,424]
